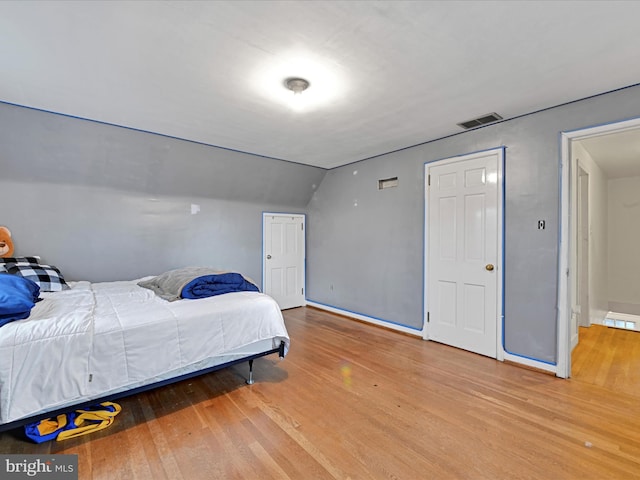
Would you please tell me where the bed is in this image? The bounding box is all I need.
[0,265,290,433]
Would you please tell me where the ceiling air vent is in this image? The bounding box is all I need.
[457,112,503,130]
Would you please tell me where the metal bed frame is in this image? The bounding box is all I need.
[0,340,286,434]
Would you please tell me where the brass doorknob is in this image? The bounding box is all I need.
[485,264,494,271]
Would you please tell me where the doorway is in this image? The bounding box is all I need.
[558,116,640,378]
[423,148,504,359]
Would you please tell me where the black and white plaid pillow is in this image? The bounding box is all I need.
[6,262,69,292]
[0,256,41,273]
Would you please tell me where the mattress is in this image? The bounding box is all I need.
[0,278,289,425]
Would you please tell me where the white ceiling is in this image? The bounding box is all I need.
[580,129,640,179]
[2,1,640,169]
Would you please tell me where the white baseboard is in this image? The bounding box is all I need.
[306,302,560,375]
[305,301,422,337]
[571,333,579,351]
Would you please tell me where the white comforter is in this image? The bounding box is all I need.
[0,278,289,425]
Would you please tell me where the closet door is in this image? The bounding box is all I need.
[263,213,305,309]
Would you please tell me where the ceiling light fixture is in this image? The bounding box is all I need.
[253,52,344,112]
[285,77,310,94]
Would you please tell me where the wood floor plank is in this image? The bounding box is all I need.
[572,324,640,397]
[2,308,640,479]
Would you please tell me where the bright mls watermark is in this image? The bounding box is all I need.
[0,455,77,479]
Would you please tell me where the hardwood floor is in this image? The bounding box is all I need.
[2,307,639,479]
[571,324,640,398]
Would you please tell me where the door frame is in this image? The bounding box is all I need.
[423,147,505,362]
[576,166,589,333]
[558,116,640,378]
[261,212,306,307]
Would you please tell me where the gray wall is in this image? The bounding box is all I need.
[4,84,640,365]
[0,102,326,285]
[306,84,640,364]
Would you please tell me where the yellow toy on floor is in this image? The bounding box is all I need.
[25,402,121,443]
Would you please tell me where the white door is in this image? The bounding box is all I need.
[263,213,305,310]
[425,149,502,358]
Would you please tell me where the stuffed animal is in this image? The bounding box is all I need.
[0,226,15,258]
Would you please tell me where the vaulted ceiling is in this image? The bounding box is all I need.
[1,1,640,169]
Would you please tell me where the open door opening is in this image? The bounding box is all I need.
[559,117,640,378]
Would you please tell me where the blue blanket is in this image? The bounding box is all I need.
[182,272,259,299]
[0,273,41,327]
[138,267,260,301]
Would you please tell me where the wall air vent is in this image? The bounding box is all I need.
[378,177,398,190]
[457,112,503,130]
